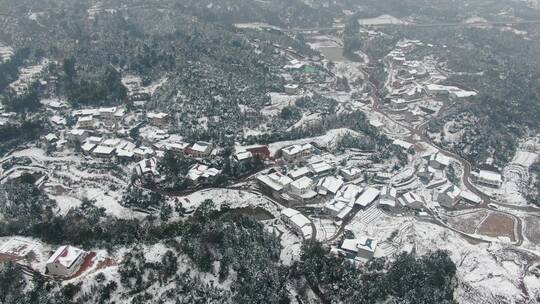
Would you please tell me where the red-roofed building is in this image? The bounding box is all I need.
[246,145,271,161]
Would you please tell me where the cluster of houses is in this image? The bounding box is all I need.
[43,105,221,161]
[385,41,476,111]
[257,144,341,204]
[262,139,495,249]
[0,238,89,278]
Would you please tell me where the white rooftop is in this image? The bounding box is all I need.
[282,143,313,156]
[310,161,333,174]
[281,208,300,218]
[191,141,212,153]
[147,112,169,119]
[258,172,293,192]
[289,213,311,229]
[341,237,378,254]
[459,190,482,204]
[337,184,363,204]
[69,129,87,136]
[234,151,253,161]
[289,167,311,179]
[102,138,121,147]
[402,192,422,204]
[479,170,502,183]
[355,187,380,207]
[318,176,344,194]
[290,176,313,190]
[98,107,117,114]
[325,199,348,214]
[340,167,362,177]
[93,145,115,155]
[77,115,93,122]
[81,142,96,152]
[46,245,85,268]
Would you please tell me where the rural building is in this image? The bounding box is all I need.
[92,145,116,158]
[437,184,461,208]
[85,136,102,145]
[355,187,380,208]
[116,148,135,160]
[399,192,424,210]
[325,199,350,217]
[43,133,58,146]
[187,164,220,181]
[284,84,299,95]
[233,151,253,163]
[317,176,344,195]
[459,190,482,205]
[133,146,155,160]
[133,158,158,177]
[476,170,503,188]
[67,129,89,142]
[77,115,95,129]
[98,107,117,124]
[378,186,397,210]
[257,172,293,196]
[147,112,169,127]
[72,109,98,117]
[50,115,66,126]
[429,152,450,169]
[289,176,317,200]
[280,208,313,239]
[80,142,96,154]
[340,167,362,181]
[186,141,213,158]
[281,144,313,162]
[374,172,393,182]
[336,184,363,205]
[309,161,333,176]
[102,138,121,148]
[340,237,378,260]
[288,167,312,180]
[46,245,87,277]
[246,145,271,161]
[165,142,190,154]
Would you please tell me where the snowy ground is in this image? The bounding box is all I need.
[177,188,282,218]
[261,92,304,116]
[1,148,136,218]
[345,209,539,303]
[267,128,359,155]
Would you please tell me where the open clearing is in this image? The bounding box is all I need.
[477,213,516,242]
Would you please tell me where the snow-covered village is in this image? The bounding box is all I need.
[1,1,540,304]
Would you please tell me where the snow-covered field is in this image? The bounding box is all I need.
[261,92,303,116]
[267,128,358,155]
